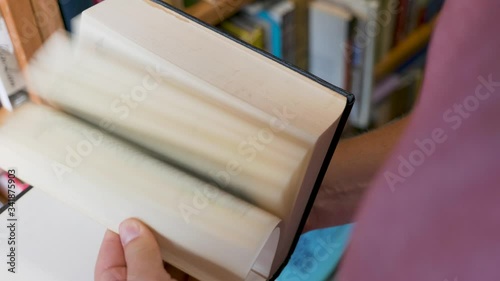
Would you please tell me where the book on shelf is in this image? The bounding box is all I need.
[0,12,28,112]
[309,0,353,91]
[243,0,296,65]
[372,68,422,126]
[0,0,353,280]
[219,13,265,49]
[308,0,378,129]
[384,0,444,58]
[289,0,308,70]
[58,0,94,32]
[374,0,398,64]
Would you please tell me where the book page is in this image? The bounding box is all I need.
[28,33,313,227]
[0,104,281,281]
[0,188,106,281]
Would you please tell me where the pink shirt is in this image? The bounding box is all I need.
[339,1,500,280]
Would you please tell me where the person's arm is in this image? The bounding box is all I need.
[338,1,500,279]
[305,115,410,231]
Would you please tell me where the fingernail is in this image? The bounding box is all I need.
[120,220,141,246]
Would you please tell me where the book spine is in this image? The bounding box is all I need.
[308,1,350,89]
[220,17,261,48]
[375,0,398,63]
[290,0,308,69]
[58,0,93,32]
[281,5,295,64]
[343,18,356,93]
[31,0,65,41]
[358,3,379,128]
[258,10,282,58]
[0,14,27,111]
[220,19,251,43]
[393,0,408,47]
[0,0,43,103]
[253,25,265,49]
[348,19,365,125]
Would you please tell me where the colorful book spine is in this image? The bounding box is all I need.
[280,2,296,65]
[58,0,94,32]
[257,9,283,58]
[245,0,295,63]
[220,14,265,49]
[393,0,408,47]
[309,1,352,89]
[0,13,27,111]
[289,0,308,69]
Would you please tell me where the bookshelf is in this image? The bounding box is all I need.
[374,17,438,82]
[186,0,254,25]
[0,0,444,131]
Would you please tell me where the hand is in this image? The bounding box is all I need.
[95,218,176,281]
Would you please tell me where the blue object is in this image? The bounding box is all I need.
[58,0,94,32]
[257,11,282,59]
[277,224,354,281]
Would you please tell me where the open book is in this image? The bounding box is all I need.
[0,0,352,280]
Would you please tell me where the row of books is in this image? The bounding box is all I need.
[0,0,444,127]
[219,0,444,128]
[0,0,136,110]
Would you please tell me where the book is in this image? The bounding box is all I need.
[326,0,379,129]
[0,0,353,280]
[393,0,408,46]
[242,2,273,51]
[31,0,65,41]
[372,68,422,126]
[289,0,308,70]
[58,0,94,32]
[309,1,353,91]
[0,12,28,111]
[220,13,265,49]
[185,0,250,25]
[375,0,399,63]
[244,0,296,64]
[278,0,296,65]
[374,16,436,81]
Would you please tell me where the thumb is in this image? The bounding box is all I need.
[119,218,174,281]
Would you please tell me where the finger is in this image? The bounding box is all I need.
[119,218,173,281]
[95,230,127,281]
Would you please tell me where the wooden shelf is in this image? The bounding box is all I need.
[186,0,254,25]
[374,17,437,82]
